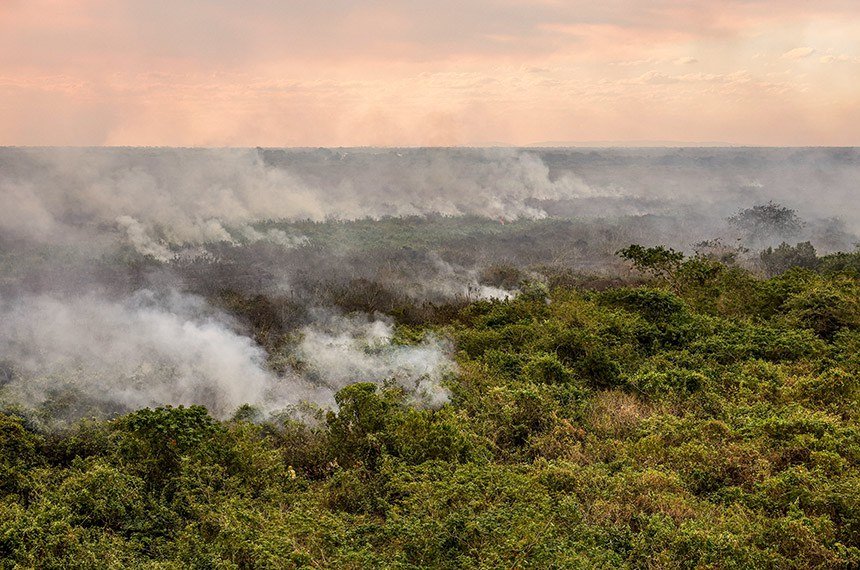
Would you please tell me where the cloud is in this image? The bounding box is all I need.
[782,46,816,59]
[633,71,680,85]
[1,1,859,145]
[819,53,859,63]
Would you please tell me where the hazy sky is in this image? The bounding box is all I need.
[2,0,859,146]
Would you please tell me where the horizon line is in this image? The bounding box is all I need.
[2,143,859,150]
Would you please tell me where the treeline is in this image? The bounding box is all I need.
[1,248,859,568]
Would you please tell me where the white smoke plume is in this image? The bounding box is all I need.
[115,214,309,262]
[293,312,453,408]
[421,253,516,301]
[0,148,323,255]
[0,290,453,422]
[0,290,274,418]
[0,147,596,256]
[3,147,858,259]
[116,215,173,261]
[237,226,310,249]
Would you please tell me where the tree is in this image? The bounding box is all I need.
[760,241,819,277]
[617,244,685,289]
[727,201,804,243]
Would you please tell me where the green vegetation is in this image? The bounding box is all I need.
[2,247,860,568]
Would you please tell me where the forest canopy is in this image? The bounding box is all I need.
[1,243,859,568]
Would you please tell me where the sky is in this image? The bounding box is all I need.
[1,0,859,146]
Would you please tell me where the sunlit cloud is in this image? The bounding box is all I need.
[1,0,858,145]
[782,47,816,59]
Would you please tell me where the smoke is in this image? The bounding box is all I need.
[305,148,595,220]
[237,226,309,249]
[1,146,858,424]
[2,147,858,259]
[0,180,60,241]
[0,148,598,256]
[292,312,452,408]
[116,215,173,261]
[115,214,309,262]
[0,289,453,423]
[422,253,516,300]
[0,290,273,418]
[0,148,323,255]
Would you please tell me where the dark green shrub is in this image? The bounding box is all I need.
[58,460,146,531]
[522,353,575,385]
[326,383,400,469]
[784,284,859,340]
[760,241,819,277]
[597,288,686,323]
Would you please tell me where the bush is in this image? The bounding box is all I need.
[58,460,146,530]
[784,284,859,340]
[760,241,819,277]
[522,353,575,385]
[597,288,686,323]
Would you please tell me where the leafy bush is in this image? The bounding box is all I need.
[760,241,820,277]
[3,247,860,568]
[784,283,860,340]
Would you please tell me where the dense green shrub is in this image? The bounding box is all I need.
[3,249,859,568]
[818,249,860,277]
[760,241,820,277]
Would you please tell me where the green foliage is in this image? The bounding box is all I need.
[597,287,686,323]
[617,244,684,282]
[58,460,147,530]
[761,241,820,277]
[326,382,400,469]
[522,353,575,385]
[818,249,860,277]
[3,248,860,568]
[0,413,43,498]
[783,282,860,340]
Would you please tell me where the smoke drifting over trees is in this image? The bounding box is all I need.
[2,147,859,249]
[0,147,858,423]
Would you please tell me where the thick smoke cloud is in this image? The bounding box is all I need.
[0,290,453,422]
[0,148,320,253]
[1,146,857,423]
[0,147,598,255]
[2,147,858,257]
[0,290,271,418]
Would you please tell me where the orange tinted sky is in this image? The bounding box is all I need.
[1,0,859,146]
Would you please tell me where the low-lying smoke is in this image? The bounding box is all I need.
[1,146,858,424]
[3,147,858,258]
[0,290,274,418]
[0,148,603,253]
[0,290,453,422]
[293,312,452,408]
[423,253,515,300]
